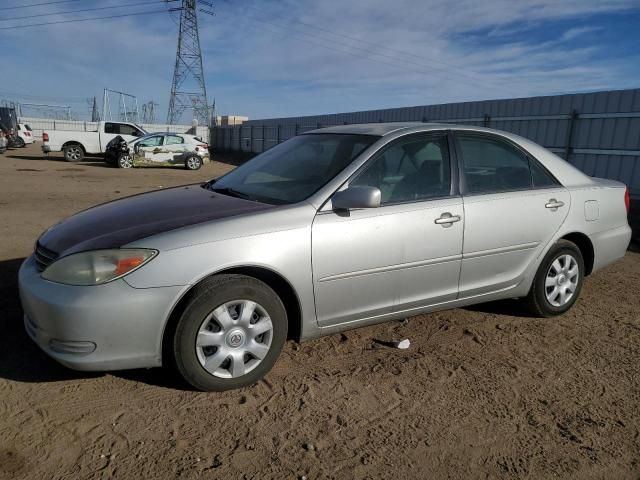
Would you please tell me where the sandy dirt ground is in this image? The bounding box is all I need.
[0,143,639,480]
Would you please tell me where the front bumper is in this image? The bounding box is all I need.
[18,255,184,371]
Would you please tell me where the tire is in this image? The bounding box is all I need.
[523,239,585,317]
[185,155,202,171]
[16,137,25,148]
[63,144,84,162]
[173,274,287,391]
[117,153,134,169]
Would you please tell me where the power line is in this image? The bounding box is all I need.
[0,90,88,103]
[0,9,170,30]
[234,3,496,86]
[0,0,168,22]
[218,11,517,95]
[0,0,83,11]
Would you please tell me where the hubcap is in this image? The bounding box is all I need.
[545,254,579,307]
[68,147,80,160]
[195,300,273,379]
[120,155,133,168]
[187,157,200,169]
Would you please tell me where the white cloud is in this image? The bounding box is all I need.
[561,26,602,41]
[1,0,638,120]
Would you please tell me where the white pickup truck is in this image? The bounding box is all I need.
[42,121,147,162]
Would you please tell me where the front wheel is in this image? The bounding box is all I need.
[117,153,133,169]
[523,239,584,317]
[185,155,202,170]
[173,275,287,391]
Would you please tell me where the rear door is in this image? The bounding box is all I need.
[164,134,189,164]
[102,123,144,149]
[102,122,121,148]
[135,135,165,163]
[118,123,144,143]
[312,132,464,327]
[454,132,570,298]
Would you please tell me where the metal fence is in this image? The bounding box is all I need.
[212,88,640,198]
[17,117,210,143]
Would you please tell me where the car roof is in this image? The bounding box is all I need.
[305,122,451,136]
[305,122,518,137]
[144,132,187,136]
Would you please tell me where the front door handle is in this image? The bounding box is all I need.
[545,199,565,210]
[434,212,461,227]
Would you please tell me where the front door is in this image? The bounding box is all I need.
[312,132,464,327]
[164,134,189,164]
[135,134,166,163]
[454,132,570,297]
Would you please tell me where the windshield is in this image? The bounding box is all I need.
[207,133,378,205]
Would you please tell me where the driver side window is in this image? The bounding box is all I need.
[350,135,451,204]
[139,136,164,147]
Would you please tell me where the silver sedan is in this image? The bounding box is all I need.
[19,123,632,391]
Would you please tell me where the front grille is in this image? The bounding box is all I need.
[34,242,59,272]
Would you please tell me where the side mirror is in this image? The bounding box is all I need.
[332,186,381,210]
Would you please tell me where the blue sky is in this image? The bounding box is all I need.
[1,0,639,122]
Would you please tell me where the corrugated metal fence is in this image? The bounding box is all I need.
[212,88,640,198]
[18,117,210,143]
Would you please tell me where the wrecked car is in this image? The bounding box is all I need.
[105,132,210,170]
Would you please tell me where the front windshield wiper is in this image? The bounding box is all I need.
[210,186,255,201]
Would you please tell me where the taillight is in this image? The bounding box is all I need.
[624,187,630,213]
[43,132,49,142]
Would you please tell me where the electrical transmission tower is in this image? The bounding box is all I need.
[142,101,159,124]
[167,0,213,126]
[90,96,100,122]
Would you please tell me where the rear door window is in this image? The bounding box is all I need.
[165,135,184,145]
[104,123,118,134]
[119,124,139,136]
[530,160,559,188]
[457,135,532,194]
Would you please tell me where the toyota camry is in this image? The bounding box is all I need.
[19,123,632,391]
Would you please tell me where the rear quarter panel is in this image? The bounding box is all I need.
[560,180,631,272]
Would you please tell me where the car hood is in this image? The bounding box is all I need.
[38,184,276,256]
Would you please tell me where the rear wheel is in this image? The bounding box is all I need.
[16,137,25,148]
[523,240,584,317]
[117,153,133,169]
[63,144,84,162]
[173,275,287,391]
[185,155,202,171]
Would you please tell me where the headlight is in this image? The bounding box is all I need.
[41,249,157,286]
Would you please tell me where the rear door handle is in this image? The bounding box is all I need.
[434,212,461,227]
[545,199,565,210]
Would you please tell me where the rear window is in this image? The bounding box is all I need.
[165,135,184,145]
